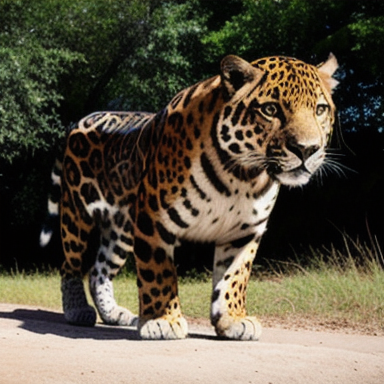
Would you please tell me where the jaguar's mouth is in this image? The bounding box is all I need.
[268,163,313,186]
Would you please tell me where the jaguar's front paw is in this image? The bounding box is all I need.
[139,316,188,340]
[213,314,262,340]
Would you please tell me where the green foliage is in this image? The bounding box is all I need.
[0,43,82,162]
[0,0,149,162]
[104,1,208,111]
[202,0,335,61]
[349,15,384,78]
[38,0,152,116]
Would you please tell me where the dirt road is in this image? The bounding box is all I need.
[0,303,383,384]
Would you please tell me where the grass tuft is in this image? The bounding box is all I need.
[249,234,384,334]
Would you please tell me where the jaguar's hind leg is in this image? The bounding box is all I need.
[89,220,138,326]
[60,182,96,326]
[61,269,97,326]
[60,239,97,326]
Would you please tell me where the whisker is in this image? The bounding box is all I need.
[224,152,269,181]
[325,152,345,158]
[326,147,345,152]
[327,157,356,173]
[322,158,355,179]
[315,164,330,186]
[314,151,355,184]
[224,158,240,172]
[236,153,267,168]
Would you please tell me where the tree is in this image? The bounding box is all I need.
[0,1,84,163]
[101,1,208,112]
[0,0,156,164]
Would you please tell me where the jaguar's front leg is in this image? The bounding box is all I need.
[211,235,262,340]
[133,222,188,340]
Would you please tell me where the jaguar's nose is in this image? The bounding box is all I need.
[286,142,320,161]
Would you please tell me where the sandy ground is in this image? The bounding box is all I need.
[0,303,383,384]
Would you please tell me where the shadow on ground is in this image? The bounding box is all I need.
[0,307,217,341]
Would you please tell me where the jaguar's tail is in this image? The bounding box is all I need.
[39,157,62,247]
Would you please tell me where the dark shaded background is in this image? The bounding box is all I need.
[0,0,382,273]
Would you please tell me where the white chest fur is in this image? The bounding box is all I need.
[163,169,280,244]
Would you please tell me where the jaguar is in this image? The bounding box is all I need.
[41,54,338,340]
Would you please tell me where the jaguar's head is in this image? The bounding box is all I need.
[218,54,338,186]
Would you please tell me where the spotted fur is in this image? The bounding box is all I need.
[41,54,338,340]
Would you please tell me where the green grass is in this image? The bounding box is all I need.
[0,235,383,335]
[0,270,62,309]
[248,235,384,334]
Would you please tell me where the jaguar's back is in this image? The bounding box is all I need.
[45,54,338,340]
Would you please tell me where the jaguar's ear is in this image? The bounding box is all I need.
[317,53,339,94]
[221,55,264,98]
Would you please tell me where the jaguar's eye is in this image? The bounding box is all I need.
[316,104,329,116]
[261,103,279,118]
